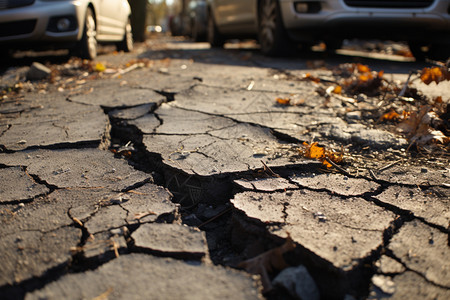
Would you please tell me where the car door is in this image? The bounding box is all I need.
[96,0,126,40]
[213,0,257,34]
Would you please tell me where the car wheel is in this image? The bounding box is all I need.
[192,19,205,42]
[207,11,225,48]
[258,0,292,56]
[75,7,97,59]
[117,18,134,52]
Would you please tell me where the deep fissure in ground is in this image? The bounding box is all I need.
[107,109,427,300]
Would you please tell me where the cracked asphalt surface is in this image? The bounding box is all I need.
[1,37,449,299]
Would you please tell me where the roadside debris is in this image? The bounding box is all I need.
[237,234,296,293]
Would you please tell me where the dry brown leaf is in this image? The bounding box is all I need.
[398,105,449,146]
[238,235,296,293]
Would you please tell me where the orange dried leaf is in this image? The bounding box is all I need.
[303,73,320,83]
[303,142,325,160]
[357,64,371,73]
[380,109,400,121]
[420,66,449,85]
[276,97,291,105]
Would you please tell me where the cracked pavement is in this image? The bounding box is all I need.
[0,37,449,299]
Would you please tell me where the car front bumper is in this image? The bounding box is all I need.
[0,0,88,45]
[279,0,450,43]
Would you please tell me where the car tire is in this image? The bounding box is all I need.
[116,18,134,52]
[74,7,97,60]
[192,19,206,42]
[258,0,292,56]
[207,11,225,48]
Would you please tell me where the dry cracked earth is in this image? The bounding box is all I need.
[0,37,449,299]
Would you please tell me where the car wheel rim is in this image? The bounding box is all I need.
[86,13,97,57]
[260,0,277,50]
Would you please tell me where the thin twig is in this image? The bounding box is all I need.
[378,159,402,172]
[323,157,352,177]
[398,71,415,98]
[368,168,378,181]
[260,160,280,178]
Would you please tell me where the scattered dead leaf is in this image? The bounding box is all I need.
[398,105,449,147]
[420,66,450,85]
[302,73,321,83]
[300,142,344,168]
[276,97,290,105]
[380,109,400,121]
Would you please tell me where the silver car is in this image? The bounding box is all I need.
[207,0,450,59]
[0,0,133,59]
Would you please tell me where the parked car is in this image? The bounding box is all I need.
[0,0,133,59]
[206,0,450,59]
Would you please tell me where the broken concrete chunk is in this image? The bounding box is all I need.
[26,254,263,299]
[388,220,450,288]
[82,231,128,262]
[375,255,406,274]
[108,103,156,120]
[290,173,379,196]
[69,84,164,107]
[0,149,150,190]
[232,190,395,270]
[371,275,396,295]
[0,167,49,203]
[234,177,297,192]
[127,113,161,134]
[0,96,108,151]
[153,103,237,135]
[0,227,80,287]
[273,265,320,300]
[26,62,51,81]
[322,123,408,149]
[131,223,208,260]
[84,205,128,235]
[122,68,196,92]
[374,185,449,228]
[368,271,450,300]
[121,183,177,224]
[143,122,297,176]
[374,164,448,186]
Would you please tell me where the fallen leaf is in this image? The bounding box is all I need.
[301,142,343,168]
[380,109,400,121]
[420,66,450,85]
[94,62,106,72]
[276,97,290,105]
[398,105,449,146]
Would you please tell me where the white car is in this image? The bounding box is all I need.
[0,0,133,59]
[207,0,450,59]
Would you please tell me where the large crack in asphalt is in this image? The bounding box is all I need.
[1,79,448,299]
[104,90,449,299]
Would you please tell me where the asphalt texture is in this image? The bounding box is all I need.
[0,36,449,299]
